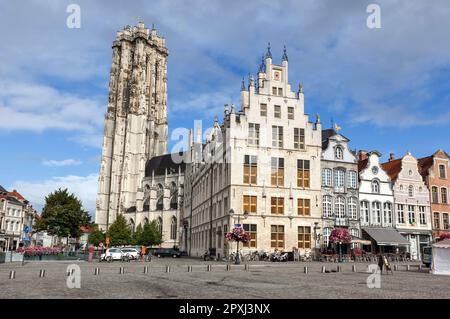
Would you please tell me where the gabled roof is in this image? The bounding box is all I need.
[417,150,450,178]
[0,185,7,193]
[381,158,403,182]
[145,152,186,177]
[321,129,350,150]
[417,156,433,178]
[8,189,26,202]
[358,158,369,173]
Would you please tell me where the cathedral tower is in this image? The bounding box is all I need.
[96,22,168,230]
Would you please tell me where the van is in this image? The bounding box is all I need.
[422,246,432,267]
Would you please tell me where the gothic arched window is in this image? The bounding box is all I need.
[170,182,178,209]
[156,184,164,210]
[156,217,163,235]
[371,180,380,194]
[170,217,177,240]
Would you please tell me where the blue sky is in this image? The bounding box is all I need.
[1,0,450,216]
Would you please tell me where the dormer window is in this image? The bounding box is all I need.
[335,147,343,160]
[439,164,446,179]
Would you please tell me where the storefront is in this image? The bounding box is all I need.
[397,229,432,261]
[362,227,410,254]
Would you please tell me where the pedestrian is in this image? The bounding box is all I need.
[378,254,384,274]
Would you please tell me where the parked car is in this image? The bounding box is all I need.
[422,246,432,267]
[99,248,129,262]
[121,248,140,260]
[154,248,181,258]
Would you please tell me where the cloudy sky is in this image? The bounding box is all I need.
[1,0,449,217]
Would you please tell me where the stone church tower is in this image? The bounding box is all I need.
[96,22,168,231]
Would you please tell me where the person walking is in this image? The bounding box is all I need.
[378,254,384,274]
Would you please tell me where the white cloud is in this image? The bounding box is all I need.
[10,174,98,218]
[42,159,82,167]
[0,81,104,133]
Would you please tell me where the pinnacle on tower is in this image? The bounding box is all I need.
[258,55,266,73]
[241,77,245,91]
[265,42,272,59]
[282,45,288,62]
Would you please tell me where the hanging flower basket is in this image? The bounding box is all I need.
[225,227,250,243]
[439,233,450,241]
[329,228,352,244]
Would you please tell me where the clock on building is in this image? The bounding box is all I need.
[273,70,281,81]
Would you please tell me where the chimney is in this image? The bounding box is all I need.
[359,150,368,162]
[389,153,395,161]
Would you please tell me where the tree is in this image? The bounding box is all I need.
[88,228,105,247]
[138,221,163,247]
[36,188,91,240]
[133,223,143,245]
[106,214,131,246]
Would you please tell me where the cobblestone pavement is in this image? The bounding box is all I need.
[1,258,449,299]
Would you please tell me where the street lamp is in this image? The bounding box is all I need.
[229,209,249,265]
[313,222,321,261]
[339,241,342,262]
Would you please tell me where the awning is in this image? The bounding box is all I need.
[351,236,372,245]
[362,227,410,246]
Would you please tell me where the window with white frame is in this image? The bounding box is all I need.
[408,185,414,197]
[419,206,426,225]
[397,204,405,224]
[334,169,345,187]
[441,188,448,204]
[408,205,416,224]
[323,227,331,247]
[272,125,283,148]
[322,168,332,187]
[348,197,358,219]
[293,128,305,150]
[335,196,346,218]
[439,164,446,179]
[323,195,332,217]
[384,202,392,225]
[371,180,380,193]
[372,202,381,224]
[348,171,357,189]
[248,123,260,146]
[350,228,359,238]
[361,201,369,224]
[335,147,343,160]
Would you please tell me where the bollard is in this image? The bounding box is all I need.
[207,265,212,272]
[321,266,326,273]
[39,269,45,278]
[187,265,193,272]
[9,270,16,279]
[119,267,124,274]
[226,264,231,271]
[406,265,410,271]
[419,264,423,271]
[144,266,148,274]
[165,265,170,273]
[304,266,308,274]
[337,266,341,273]
[244,264,250,271]
[352,265,357,272]
[94,268,100,275]
[67,270,71,276]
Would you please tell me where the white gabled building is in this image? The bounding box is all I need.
[358,151,409,254]
[183,45,322,258]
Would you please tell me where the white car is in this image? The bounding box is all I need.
[100,248,128,262]
[121,248,140,260]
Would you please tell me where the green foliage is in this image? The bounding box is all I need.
[88,228,105,247]
[36,188,91,239]
[133,223,143,245]
[138,220,163,247]
[106,214,132,246]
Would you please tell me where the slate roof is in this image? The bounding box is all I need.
[321,129,350,150]
[0,185,7,193]
[145,152,186,177]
